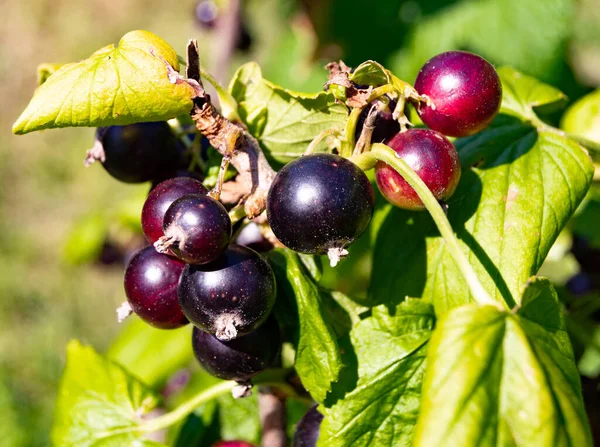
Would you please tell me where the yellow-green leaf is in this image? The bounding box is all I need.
[13,30,194,135]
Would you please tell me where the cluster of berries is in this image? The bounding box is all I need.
[89,49,500,447]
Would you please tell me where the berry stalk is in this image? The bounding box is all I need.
[352,143,504,309]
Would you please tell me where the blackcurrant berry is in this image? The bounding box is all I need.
[178,244,276,340]
[142,177,208,245]
[414,51,502,137]
[376,129,461,210]
[354,98,400,144]
[97,122,186,183]
[156,194,231,264]
[293,406,323,447]
[192,316,280,381]
[267,154,374,265]
[123,246,187,329]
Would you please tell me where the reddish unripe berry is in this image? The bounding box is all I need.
[376,129,461,210]
[142,177,208,245]
[414,51,502,137]
[124,246,187,329]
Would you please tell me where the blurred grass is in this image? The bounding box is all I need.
[2,0,600,445]
[0,1,205,445]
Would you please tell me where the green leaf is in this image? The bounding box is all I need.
[52,341,163,447]
[349,61,391,87]
[391,0,573,85]
[268,249,343,403]
[318,299,435,447]
[498,67,568,120]
[107,319,194,389]
[561,89,600,144]
[370,70,593,317]
[229,62,348,164]
[414,279,592,446]
[13,30,194,135]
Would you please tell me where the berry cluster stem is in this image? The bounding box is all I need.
[351,143,503,309]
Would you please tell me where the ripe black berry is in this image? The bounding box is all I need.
[354,98,400,144]
[192,316,280,381]
[414,51,502,137]
[293,406,323,447]
[178,244,276,340]
[142,177,208,245]
[267,154,374,265]
[156,194,231,264]
[123,246,187,329]
[97,122,186,183]
[376,129,460,210]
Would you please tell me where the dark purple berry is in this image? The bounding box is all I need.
[192,316,280,381]
[267,154,374,264]
[414,51,502,137]
[354,98,400,144]
[157,194,231,264]
[97,122,185,183]
[124,246,187,329]
[376,129,461,210]
[293,406,323,447]
[178,244,276,340]
[142,177,208,245]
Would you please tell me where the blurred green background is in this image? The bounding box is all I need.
[2,0,600,445]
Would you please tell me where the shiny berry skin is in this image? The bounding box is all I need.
[192,316,280,381]
[414,51,502,137]
[98,122,184,183]
[354,98,400,144]
[376,129,461,210]
[161,194,231,264]
[267,154,374,256]
[124,246,188,329]
[293,406,323,447]
[142,177,208,245]
[179,244,276,340]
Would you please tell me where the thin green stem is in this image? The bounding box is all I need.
[199,68,241,123]
[140,381,236,433]
[342,107,363,158]
[305,128,341,155]
[352,144,503,309]
[229,205,247,225]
